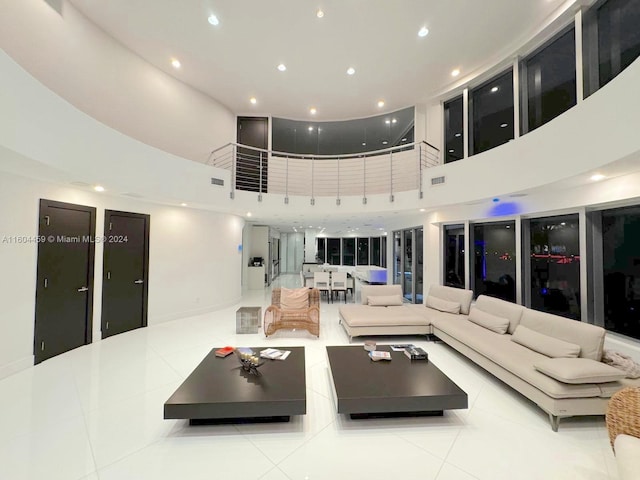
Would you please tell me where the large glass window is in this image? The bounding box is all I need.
[316,237,326,264]
[444,224,465,289]
[602,205,640,340]
[444,96,464,163]
[416,228,424,303]
[357,238,369,265]
[598,0,640,89]
[272,107,415,155]
[469,69,514,155]
[472,221,516,302]
[342,238,355,266]
[327,238,341,265]
[403,229,413,301]
[370,237,381,266]
[529,215,581,319]
[394,231,402,285]
[521,28,576,134]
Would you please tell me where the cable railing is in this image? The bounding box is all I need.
[208,141,440,203]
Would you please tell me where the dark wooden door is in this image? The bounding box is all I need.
[237,116,268,192]
[34,200,96,364]
[101,210,150,339]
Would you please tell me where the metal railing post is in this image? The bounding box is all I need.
[362,155,367,204]
[418,142,424,199]
[389,149,394,202]
[258,150,263,201]
[285,155,289,204]
[336,157,341,205]
[310,157,315,205]
[230,144,236,199]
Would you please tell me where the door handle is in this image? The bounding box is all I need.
[77,287,89,292]
[134,279,144,284]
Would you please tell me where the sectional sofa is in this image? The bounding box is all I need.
[338,284,640,430]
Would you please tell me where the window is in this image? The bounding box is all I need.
[370,237,381,266]
[472,221,516,302]
[598,0,640,88]
[444,224,465,289]
[327,238,341,265]
[528,215,580,319]
[444,96,464,163]
[357,238,369,265]
[469,69,514,155]
[272,107,415,155]
[342,238,355,266]
[316,237,326,264]
[601,205,640,340]
[521,28,576,134]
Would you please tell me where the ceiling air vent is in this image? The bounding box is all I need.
[211,177,224,186]
[431,176,445,186]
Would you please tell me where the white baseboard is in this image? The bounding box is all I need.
[150,297,243,325]
[0,355,33,380]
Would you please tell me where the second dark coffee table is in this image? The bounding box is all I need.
[326,345,467,418]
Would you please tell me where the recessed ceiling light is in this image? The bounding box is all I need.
[347,67,355,75]
[455,133,461,137]
[308,126,313,131]
[401,138,407,142]
[250,97,257,104]
[316,9,324,18]
[171,58,181,69]
[277,63,287,72]
[208,14,219,26]
[419,208,426,212]
[246,212,252,217]
[451,68,460,77]
[362,142,366,146]
[491,86,499,93]
[310,107,317,115]
[377,100,385,108]
[180,202,187,207]
[449,149,454,153]
[392,118,397,123]
[94,185,105,192]
[591,174,606,181]
[382,141,388,145]
[418,26,429,37]
[385,119,391,124]
[500,123,508,128]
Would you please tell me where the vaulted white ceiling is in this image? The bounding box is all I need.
[68,0,575,120]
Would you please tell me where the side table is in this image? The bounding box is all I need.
[236,306,262,334]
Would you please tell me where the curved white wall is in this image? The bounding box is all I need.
[0,0,235,163]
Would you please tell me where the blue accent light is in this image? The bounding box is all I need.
[493,198,500,202]
[487,201,522,217]
[237,244,243,252]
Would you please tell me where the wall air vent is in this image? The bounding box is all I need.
[211,177,225,186]
[431,176,445,186]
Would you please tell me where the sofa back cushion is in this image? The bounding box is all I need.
[474,295,525,334]
[512,325,581,358]
[519,309,605,361]
[468,307,510,334]
[427,285,473,314]
[281,288,309,310]
[361,285,403,305]
[368,294,404,306]
[425,295,461,314]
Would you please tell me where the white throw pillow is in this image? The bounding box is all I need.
[534,357,625,384]
[468,307,510,334]
[280,287,309,310]
[368,295,404,306]
[425,296,461,314]
[511,325,581,358]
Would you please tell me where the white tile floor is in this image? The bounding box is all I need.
[0,275,620,480]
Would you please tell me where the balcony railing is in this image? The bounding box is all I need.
[208,141,439,203]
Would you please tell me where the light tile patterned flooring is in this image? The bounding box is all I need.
[0,275,620,480]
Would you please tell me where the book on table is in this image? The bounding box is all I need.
[369,350,392,361]
[260,348,291,360]
[215,346,235,358]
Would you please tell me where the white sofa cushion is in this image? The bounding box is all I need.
[519,308,605,361]
[427,285,473,314]
[361,285,403,305]
[474,295,525,334]
[512,325,581,358]
[425,295,460,314]
[280,287,309,310]
[368,294,403,306]
[468,307,510,334]
[534,358,626,384]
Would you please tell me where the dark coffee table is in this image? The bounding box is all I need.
[326,345,467,418]
[164,346,306,424]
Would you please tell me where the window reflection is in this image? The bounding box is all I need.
[444,96,464,163]
[529,215,581,319]
[444,224,465,289]
[473,221,516,302]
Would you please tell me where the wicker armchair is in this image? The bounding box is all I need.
[264,288,320,337]
[606,387,640,450]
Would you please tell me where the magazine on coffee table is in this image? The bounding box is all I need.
[260,348,291,360]
[390,344,415,351]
